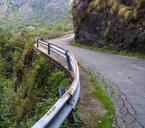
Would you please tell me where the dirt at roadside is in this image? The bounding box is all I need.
[77,68,106,128]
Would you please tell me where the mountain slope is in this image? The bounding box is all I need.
[0,0,71,31]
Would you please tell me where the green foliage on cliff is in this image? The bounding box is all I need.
[0,0,73,125]
[88,0,143,21]
[0,29,70,127]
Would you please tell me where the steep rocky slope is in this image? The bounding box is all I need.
[72,0,145,53]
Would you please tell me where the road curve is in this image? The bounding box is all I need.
[48,35,145,128]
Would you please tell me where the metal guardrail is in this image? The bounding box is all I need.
[36,31,73,40]
[32,36,80,128]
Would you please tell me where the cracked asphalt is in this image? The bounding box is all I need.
[48,35,145,128]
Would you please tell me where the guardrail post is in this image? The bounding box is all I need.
[67,111,75,123]
[65,51,72,71]
[48,43,50,54]
[35,37,40,48]
[37,41,39,48]
[57,88,75,123]
[57,88,67,98]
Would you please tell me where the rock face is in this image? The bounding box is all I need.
[72,0,145,53]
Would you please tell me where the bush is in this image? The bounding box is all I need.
[0,29,71,127]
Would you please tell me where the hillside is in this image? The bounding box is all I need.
[72,0,145,53]
[0,0,71,31]
[0,1,73,127]
[0,28,72,127]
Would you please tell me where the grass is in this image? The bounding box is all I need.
[70,41,145,59]
[88,74,115,128]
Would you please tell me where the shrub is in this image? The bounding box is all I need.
[0,28,71,127]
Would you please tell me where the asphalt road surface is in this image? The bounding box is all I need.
[48,35,145,128]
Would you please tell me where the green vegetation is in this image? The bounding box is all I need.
[0,1,74,127]
[108,0,138,21]
[70,41,145,59]
[0,29,71,127]
[61,110,84,128]
[88,74,115,128]
[88,0,143,21]
[0,0,72,32]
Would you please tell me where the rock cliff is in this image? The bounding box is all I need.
[72,0,145,53]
